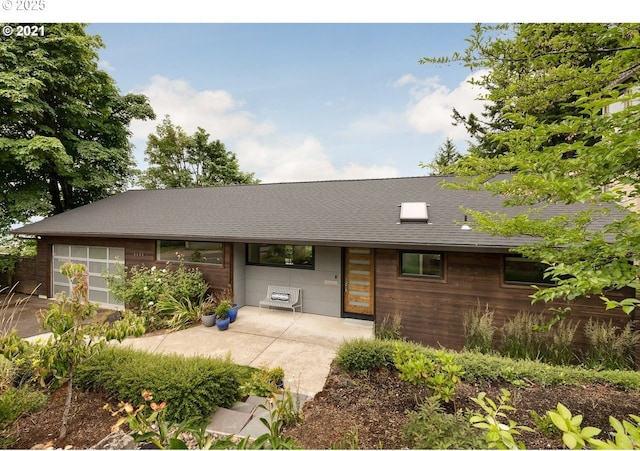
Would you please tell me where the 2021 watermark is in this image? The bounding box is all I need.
[2,24,46,36]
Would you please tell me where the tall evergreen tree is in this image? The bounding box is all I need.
[424,137,462,175]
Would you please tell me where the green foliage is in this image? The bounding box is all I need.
[393,345,463,402]
[240,365,285,398]
[582,318,640,370]
[76,346,242,423]
[248,397,300,449]
[334,338,396,372]
[375,312,403,340]
[105,259,208,330]
[34,262,144,439]
[215,300,232,320]
[463,303,495,353]
[403,396,485,449]
[599,414,640,450]
[500,311,547,361]
[154,293,203,331]
[0,385,47,429]
[0,23,154,234]
[470,389,534,449]
[422,23,640,313]
[138,115,259,189]
[547,403,604,449]
[422,137,463,175]
[110,389,208,449]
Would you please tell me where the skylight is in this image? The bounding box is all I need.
[400,202,429,223]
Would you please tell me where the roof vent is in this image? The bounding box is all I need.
[400,202,429,223]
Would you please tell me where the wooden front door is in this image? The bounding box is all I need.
[343,248,375,316]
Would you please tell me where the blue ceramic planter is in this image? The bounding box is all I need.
[215,317,230,331]
[228,304,239,323]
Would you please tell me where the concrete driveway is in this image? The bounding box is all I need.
[118,306,374,396]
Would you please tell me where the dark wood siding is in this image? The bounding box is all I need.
[39,236,233,298]
[375,249,635,353]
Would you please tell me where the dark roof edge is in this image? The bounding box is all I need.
[13,231,517,254]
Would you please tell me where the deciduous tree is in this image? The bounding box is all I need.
[138,115,259,189]
[422,23,640,312]
[0,23,155,234]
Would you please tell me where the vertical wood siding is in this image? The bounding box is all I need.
[375,249,635,353]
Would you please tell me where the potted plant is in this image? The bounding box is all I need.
[215,300,232,331]
[200,301,216,327]
[268,366,285,390]
[214,286,239,323]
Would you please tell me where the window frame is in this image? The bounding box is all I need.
[399,251,445,279]
[246,243,315,270]
[156,240,224,266]
[502,254,555,286]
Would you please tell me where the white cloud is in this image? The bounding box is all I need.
[397,71,489,140]
[235,136,398,183]
[128,76,399,183]
[98,59,115,71]
[129,75,274,142]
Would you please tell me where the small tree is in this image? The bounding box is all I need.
[423,137,463,175]
[36,262,145,440]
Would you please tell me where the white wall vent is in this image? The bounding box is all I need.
[400,202,429,222]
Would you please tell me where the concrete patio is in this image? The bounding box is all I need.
[118,306,374,397]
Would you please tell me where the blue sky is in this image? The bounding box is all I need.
[86,22,485,183]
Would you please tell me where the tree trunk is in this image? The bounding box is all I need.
[58,371,73,441]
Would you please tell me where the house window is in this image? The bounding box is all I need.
[157,240,223,265]
[503,254,552,285]
[247,244,314,269]
[400,251,443,278]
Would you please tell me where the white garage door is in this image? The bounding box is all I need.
[52,244,125,309]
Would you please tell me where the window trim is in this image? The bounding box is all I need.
[156,240,224,266]
[398,250,445,280]
[246,243,315,270]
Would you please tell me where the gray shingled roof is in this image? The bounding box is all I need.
[12,176,621,251]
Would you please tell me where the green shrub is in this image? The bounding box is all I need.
[393,346,463,402]
[0,386,47,429]
[403,396,484,449]
[76,347,242,423]
[463,303,495,354]
[106,260,208,313]
[375,312,403,341]
[335,338,396,372]
[154,293,203,331]
[582,319,640,370]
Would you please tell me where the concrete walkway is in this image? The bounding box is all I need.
[118,306,374,397]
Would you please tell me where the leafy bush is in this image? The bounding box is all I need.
[403,396,484,449]
[106,260,208,313]
[334,338,396,372]
[76,347,242,423]
[582,319,640,370]
[393,346,463,402]
[0,386,47,429]
[463,303,495,354]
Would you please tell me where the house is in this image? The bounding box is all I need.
[11,176,635,350]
